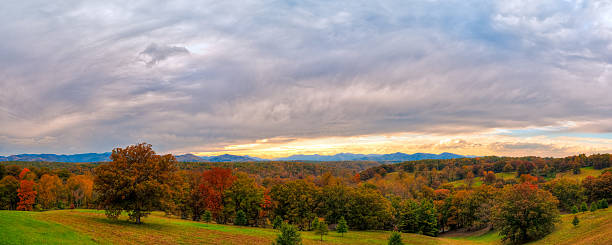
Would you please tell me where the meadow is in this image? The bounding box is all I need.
[1,207,611,245]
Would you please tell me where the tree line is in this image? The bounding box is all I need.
[1,143,611,244]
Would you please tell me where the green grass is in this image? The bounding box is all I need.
[0,210,480,245]
[526,208,612,245]
[2,208,611,244]
[554,167,609,180]
[0,211,95,245]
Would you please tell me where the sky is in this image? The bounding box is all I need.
[2,0,612,158]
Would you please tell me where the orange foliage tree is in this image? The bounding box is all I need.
[199,168,236,223]
[66,175,94,208]
[17,168,37,211]
[37,174,64,209]
[94,143,178,224]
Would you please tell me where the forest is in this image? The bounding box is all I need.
[1,143,611,244]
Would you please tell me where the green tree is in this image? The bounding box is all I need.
[223,172,264,226]
[398,199,419,233]
[273,216,283,229]
[572,216,579,227]
[571,205,579,214]
[94,143,178,224]
[234,210,247,226]
[493,183,560,244]
[599,199,608,209]
[418,199,438,237]
[273,223,302,245]
[543,178,585,212]
[590,202,598,212]
[388,232,403,245]
[203,210,212,222]
[0,176,19,210]
[310,217,320,231]
[336,216,348,237]
[315,220,328,241]
[580,202,588,212]
[270,180,319,230]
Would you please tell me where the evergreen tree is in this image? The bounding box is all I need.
[599,199,608,209]
[336,216,348,237]
[315,220,328,241]
[311,216,320,231]
[572,216,579,227]
[273,216,283,229]
[590,202,598,212]
[203,210,212,222]
[571,205,579,214]
[417,199,438,237]
[398,200,419,233]
[580,202,588,212]
[388,232,403,245]
[273,223,302,245]
[234,210,247,226]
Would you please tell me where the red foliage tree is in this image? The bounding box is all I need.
[17,168,36,211]
[199,168,236,223]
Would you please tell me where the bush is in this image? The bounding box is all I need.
[273,223,302,245]
[388,232,403,245]
[580,202,588,212]
[571,205,579,214]
[572,216,579,227]
[599,199,608,209]
[234,210,247,226]
[590,203,598,212]
[273,216,283,229]
[203,210,212,223]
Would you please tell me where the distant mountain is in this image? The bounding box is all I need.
[0,153,112,163]
[175,154,206,162]
[276,152,469,162]
[206,154,258,162]
[0,152,469,163]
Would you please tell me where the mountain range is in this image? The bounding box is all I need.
[0,152,470,163]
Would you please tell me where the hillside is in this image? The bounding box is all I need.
[1,208,610,245]
[0,210,476,245]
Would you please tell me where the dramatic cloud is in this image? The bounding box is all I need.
[1,0,612,157]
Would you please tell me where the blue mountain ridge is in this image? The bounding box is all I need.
[0,152,471,163]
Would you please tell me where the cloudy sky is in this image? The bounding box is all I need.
[2,0,612,158]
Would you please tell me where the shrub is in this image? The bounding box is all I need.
[273,223,302,245]
[388,232,403,245]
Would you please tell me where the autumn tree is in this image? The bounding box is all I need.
[94,143,178,224]
[271,180,319,230]
[493,183,560,244]
[37,174,65,209]
[223,172,263,226]
[199,168,236,223]
[0,175,19,210]
[543,178,585,211]
[483,171,496,185]
[582,172,612,202]
[16,168,36,211]
[66,175,94,209]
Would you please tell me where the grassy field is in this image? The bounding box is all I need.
[0,209,479,245]
[1,207,610,244]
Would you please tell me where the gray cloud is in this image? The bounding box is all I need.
[140,43,189,67]
[1,0,612,155]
